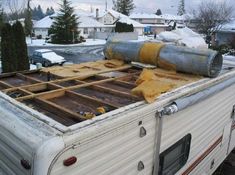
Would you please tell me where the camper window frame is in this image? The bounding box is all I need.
[158,134,191,175]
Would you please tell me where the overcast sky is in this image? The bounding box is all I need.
[4,0,235,15]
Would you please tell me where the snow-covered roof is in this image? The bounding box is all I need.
[34,16,53,29]
[78,16,106,28]
[34,14,107,29]
[91,9,144,28]
[161,14,185,21]
[130,13,163,19]
[219,19,235,33]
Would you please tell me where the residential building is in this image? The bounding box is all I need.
[212,19,235,46]
[130,13,168,34]
[33,14,109,39]
[33,9,144,39]
[94,9,144,35]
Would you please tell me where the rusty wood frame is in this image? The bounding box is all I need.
[15,73,136,101]
[66,90,121,108]
[3,65,131,93]
[34,98,85,121]
[75,80,139,100]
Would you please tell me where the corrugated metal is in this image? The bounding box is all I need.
[49,106,158,175]
[161,83,235,175]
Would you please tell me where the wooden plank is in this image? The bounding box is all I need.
[0,69,39,78]
[114,80,136,87]
[3,65,132,93]
[0,81,14,88]
[75,80,139,100]
[34,98,85,122]
[16,73,43,83]
[16,73,136,101]
[23,83,61,93]
[18,88,34,95]
[33,90,65,100]
[66,90,120,108]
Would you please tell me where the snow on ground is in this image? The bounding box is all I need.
[26,38,107,47]
[157,27,207,49]
[223,55,235,67]
[0,61,37,73]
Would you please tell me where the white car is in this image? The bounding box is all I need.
[31,49,66,67]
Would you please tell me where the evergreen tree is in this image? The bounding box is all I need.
[0,11,3,37]
[24,0,33,36]
[177,0,186,16]
[1,23,17,73]
[115,22,134,32]
[32,7,38,20]
[50,7,55,14]
[46,7,55,16]
[112,0,135,16]
[37,5,44,19]
[155,9,162,16]
[12,21,29,71]
[49,0,79,44]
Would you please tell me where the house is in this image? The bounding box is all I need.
[130,13,169,34]
[161,14,185,25]
[212,19,235,46]
[94,9,144,35]
[33,14,108,39]
[33,9,144,39]
[33,16,53,38]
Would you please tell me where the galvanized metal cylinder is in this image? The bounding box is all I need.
[104,41,144,62]
[104,41,223,77]
[159,45,223,78]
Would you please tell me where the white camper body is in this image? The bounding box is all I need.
[0,61,235,175]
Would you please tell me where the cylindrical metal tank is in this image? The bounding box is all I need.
[103,41,223,78]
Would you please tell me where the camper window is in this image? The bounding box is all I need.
[159,134,191,175]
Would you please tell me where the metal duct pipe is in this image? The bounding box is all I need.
[104,41,223,77]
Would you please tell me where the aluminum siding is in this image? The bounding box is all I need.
[161,83,235,175]
[0,93,61,175]
[49,105,158,175]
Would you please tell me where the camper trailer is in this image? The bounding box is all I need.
[0,43,235,175]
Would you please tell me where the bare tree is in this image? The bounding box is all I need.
[3,0,27,19]
[193,0,233,34]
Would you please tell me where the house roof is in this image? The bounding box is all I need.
[34,14,107,29]
[78,16,106,28]
[130,13,163,19]
[91,9,144,28]
[34,16,53,29]
[219,19,235,33]
[161,14,185,21]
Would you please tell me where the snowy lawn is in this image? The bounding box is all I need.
[26,37,107,47]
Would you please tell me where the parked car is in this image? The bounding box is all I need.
[30,49,66,67]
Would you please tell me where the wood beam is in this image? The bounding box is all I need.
[3,65,132,93]
[16,73,136,101]
[34,98,85,122]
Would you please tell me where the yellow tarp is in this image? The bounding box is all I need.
[132,69,201,103]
